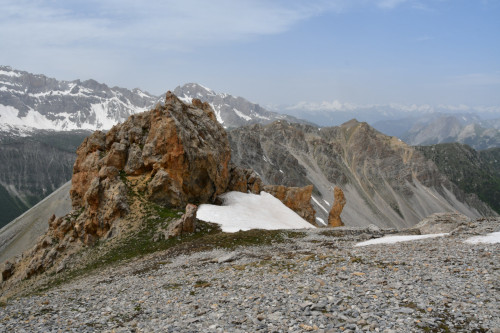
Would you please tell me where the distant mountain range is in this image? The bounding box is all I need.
[173,83,311,128]
[373,114,500,150]
[0,66,309,134]
[272,100,500,150]
[0,65,157,133]
[1,66,499,229]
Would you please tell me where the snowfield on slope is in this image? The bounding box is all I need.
[464,232,500,244]
[354,233,449,247]
[196,191,315,233]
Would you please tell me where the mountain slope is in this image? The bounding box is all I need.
[229,119,496,228]
[0,65,157,132]
[0,181,71,263]
[173,83,312,128]
[416,143,500,214]
[0,130,89,228]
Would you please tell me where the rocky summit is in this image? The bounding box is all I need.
[0,92,315,296]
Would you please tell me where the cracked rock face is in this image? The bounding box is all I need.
[69,92,231,240]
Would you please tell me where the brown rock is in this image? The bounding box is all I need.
[104,142,127,169]
[411,212,470,234]
[262,184,316,225]
[165,204,198,239]
[328,186,346,227]
[66,91,229,242]
[124,144,144,175]
[70,131,106,208]
[1,261,14,282]
[227,164,263,194]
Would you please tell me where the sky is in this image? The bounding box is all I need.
[1,0,499,108]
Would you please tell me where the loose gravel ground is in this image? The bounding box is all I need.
[1,220,498,333]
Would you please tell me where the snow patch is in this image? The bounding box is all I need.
[179,94,193,104]
[355,233,448,247]
[0,69,21,77]
[464,232,500,244]
[233,108,252,121]
[0,104,55,130]
[209,103,224,124]
[196,191,316,233]
[198,83,214,94]
[316,217,326,225]
[254,114,270,120]
[311,196,329,213]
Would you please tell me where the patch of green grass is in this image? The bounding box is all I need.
[194,280,211,288]
[167,229,306,256]
[350,256,364,264]
[163,283,182,290]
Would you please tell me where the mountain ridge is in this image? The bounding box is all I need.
[228,118,496,228]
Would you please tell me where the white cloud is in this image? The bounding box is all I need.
[378,0,409,9]
[0,0,331,52]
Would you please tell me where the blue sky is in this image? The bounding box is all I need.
[1,0,499,107]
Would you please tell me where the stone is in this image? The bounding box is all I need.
[0,261,14,282]
[164,204,198,239]
[328,186,346,227]
[411,212,471,234]
[227,164,262,194]
[262,184,316,225]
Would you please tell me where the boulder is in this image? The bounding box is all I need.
[227,164,262,194]
[262,184,316,225]
[1,261,14,282]
[411,212,471,234]
[164,204,198,239]
[328,186,346,227]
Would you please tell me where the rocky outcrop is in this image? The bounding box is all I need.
[328,187,346,227]
[69,92,231,242]
[0,261,14,283]
[0,92,233,289]
[226,164,316,225]
[409,212,471,234]
[262,185,316,225]
[164,204,198,239]
[227,164,263,194]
